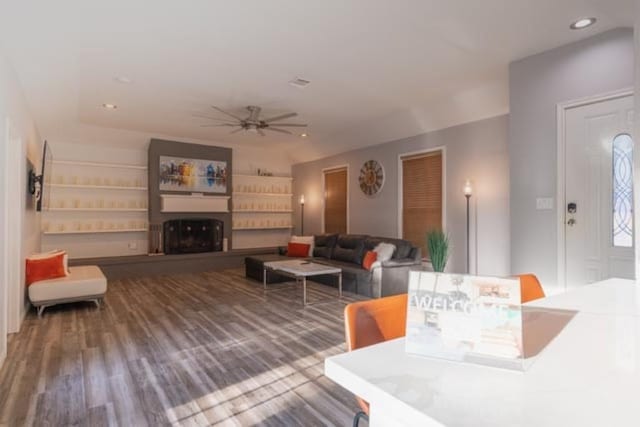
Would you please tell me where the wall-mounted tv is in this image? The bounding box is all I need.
[159,155,227,193]
[28,140,52,212]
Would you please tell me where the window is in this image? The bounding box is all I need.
[612,133,634,248]
[401,151,443,256]
[324,167,348,234]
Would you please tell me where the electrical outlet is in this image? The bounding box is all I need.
[128,242,138,250]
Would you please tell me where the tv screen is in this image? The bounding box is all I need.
[159,155,227,193]
[36,141,52,212]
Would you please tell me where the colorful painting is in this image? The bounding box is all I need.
[405,271,525,370]
[159,156,227,193]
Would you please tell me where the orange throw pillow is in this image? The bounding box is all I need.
[26,252,67,286]
[362,250,378,270]
[288,242,310,258]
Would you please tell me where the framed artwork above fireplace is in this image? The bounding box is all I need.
[159,155,228,193]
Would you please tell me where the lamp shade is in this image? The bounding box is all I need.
[300,194,305,205]
[463,180,473,197]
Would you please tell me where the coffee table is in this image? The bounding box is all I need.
[263,259,342,306]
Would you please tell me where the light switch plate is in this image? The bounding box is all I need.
[536,197,554,210]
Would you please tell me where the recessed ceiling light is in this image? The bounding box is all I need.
[114,76,133,84]
[300,133,308,138]
[570,17,596,30]
[102,103,117,109]
[289,77,311,89]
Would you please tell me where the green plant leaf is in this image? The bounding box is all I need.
[427,229,449,272]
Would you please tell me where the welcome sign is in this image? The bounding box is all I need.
[405,271,525,370]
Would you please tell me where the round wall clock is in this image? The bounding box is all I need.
[359,160,385,196]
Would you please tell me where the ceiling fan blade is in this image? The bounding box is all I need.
[268,123,307,127]
[200,123,237,127]
[263,112,297,123]
[211,106,244,121]
[257,128,266,137]
[230,127,245,134]
[192,113,236,123]
[266,127,293,135]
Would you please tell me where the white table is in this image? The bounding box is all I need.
[263,259,342,305]
[325,278,640,426]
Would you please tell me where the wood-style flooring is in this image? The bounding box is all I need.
[0,269,366,426]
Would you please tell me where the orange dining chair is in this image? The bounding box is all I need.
[518,273,546,303]
[344,293,408,427]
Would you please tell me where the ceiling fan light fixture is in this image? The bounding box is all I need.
[102,103,117,109]
[570,17,596,30]
[300,133,308,138]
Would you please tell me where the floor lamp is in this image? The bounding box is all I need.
[463,180,473,274]
[300,195,305,235]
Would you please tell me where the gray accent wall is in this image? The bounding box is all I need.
[509,28,634,289]
[292,115,510,276]
[148,139,233,247]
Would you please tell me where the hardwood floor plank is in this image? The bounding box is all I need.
[0,268,366,426]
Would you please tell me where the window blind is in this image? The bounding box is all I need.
[402,152,443,256]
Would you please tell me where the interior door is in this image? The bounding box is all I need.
[565,94,635,288]
[323,168,348,234]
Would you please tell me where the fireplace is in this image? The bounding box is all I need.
[163,218,223,254]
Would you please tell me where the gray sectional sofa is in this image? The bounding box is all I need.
[245,234,422,298]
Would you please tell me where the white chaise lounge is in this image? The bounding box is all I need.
[28,265,107,317]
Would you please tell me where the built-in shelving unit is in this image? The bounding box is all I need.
[232,226,294,231]
[231,174,294,249]
[48,184,147,191]
[48,208,147,212]
[42,159,149,259]
[43,229,148,235]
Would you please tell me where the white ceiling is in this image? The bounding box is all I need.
[0,0,634,163]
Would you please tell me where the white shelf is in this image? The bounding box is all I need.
[43,229,148,235]
[52,160,147,170]
[232,226,294,231]
[233,192,293,197]
[233,174,293,180]
[46,208,148,212]
[233,210,293,213]
[48,184,148,191]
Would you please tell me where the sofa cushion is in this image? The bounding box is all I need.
[362,251,378,270]
[290,235,314,256]
[287,242,310,258]
[365,236,412,259]
[29,265,107,304]
[313,234,338,259]
[333,234,366,265]
[26,251,68,286]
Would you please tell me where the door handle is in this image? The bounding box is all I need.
[567,218,576,226]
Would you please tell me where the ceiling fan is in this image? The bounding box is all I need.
[195,105,307,136]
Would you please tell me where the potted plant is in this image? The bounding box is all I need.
[427,229,449,273]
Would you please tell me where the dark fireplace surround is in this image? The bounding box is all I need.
[148,139,233,255]
[164,219,223,254]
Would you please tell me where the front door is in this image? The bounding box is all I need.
[565,94,635,288]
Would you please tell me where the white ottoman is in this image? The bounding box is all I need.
[28,265,107,316]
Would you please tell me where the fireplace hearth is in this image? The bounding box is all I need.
[163,218,223,254]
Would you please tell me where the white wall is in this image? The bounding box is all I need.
[635,5,640,279]
[509,28,634,290]
[0,49,42,352]
[292,115,510,276]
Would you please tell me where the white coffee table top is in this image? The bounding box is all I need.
[264,259,341,277]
